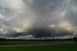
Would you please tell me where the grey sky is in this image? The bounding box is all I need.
[0,0,77,38]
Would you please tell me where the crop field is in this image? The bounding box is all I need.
[0,41,77,51]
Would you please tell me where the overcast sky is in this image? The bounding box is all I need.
[0,0,77,38]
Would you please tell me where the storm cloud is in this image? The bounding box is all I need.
[0,0,77,37]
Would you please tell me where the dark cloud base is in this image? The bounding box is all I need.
[0,0,77,38]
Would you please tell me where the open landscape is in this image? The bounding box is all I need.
[0,0,77,51]
[0,40,77,51]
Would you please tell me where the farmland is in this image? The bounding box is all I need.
[0,41,77,51]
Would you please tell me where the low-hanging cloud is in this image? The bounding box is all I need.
[0,0,77,37]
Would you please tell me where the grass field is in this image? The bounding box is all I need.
[0,41,77,51]
[0,41,70,45]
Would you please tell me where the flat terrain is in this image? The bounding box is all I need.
[0,41,77,51]
[0,41,70,45]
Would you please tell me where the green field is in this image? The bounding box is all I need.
[0,41,70,45]
[0,41,77,51]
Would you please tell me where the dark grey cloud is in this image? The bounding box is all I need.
[0,0,77,38]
